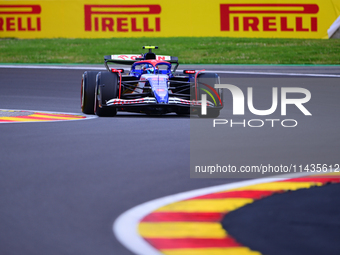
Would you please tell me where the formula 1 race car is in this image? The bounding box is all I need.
[81,46,223,117]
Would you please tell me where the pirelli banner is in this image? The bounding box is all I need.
[1,0,340,39]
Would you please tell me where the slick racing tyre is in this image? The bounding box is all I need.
[197,72,221,118]
[94,72,118,117]
[81,71,98,114]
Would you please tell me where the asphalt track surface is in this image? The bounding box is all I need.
[222,183,340,255]
[0,65,339,255]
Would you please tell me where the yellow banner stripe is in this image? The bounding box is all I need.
[138,222,227,238]
[154,198,253,213]
[1,0,338,39]
[161,247,261,255]
[229,182,319,191]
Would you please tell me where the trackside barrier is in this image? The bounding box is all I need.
[0,0,340,39]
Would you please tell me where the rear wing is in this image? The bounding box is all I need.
[104,54,179,72]
[104,54,178,64]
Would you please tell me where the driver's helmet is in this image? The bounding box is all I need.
[143,64,154,74]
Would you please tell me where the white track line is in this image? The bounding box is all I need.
[0,64,105,70]
[113,171,326,255]
[203,70,340,78]
[0,64,339,77]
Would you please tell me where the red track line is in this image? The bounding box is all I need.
[0,119,16,122]
[188,190,280,200]
[281,177,340,183]
[141,212,225,222]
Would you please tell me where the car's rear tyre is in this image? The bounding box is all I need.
[94,72,118,117]
[81,71,98,114]
[196,72,221,118]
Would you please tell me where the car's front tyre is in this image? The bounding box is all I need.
[81,71,98,114]
[94,72,118,117]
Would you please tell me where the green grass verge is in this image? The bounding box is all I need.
[0,37,339,65]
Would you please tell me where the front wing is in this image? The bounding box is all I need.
[105,97,216,108]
